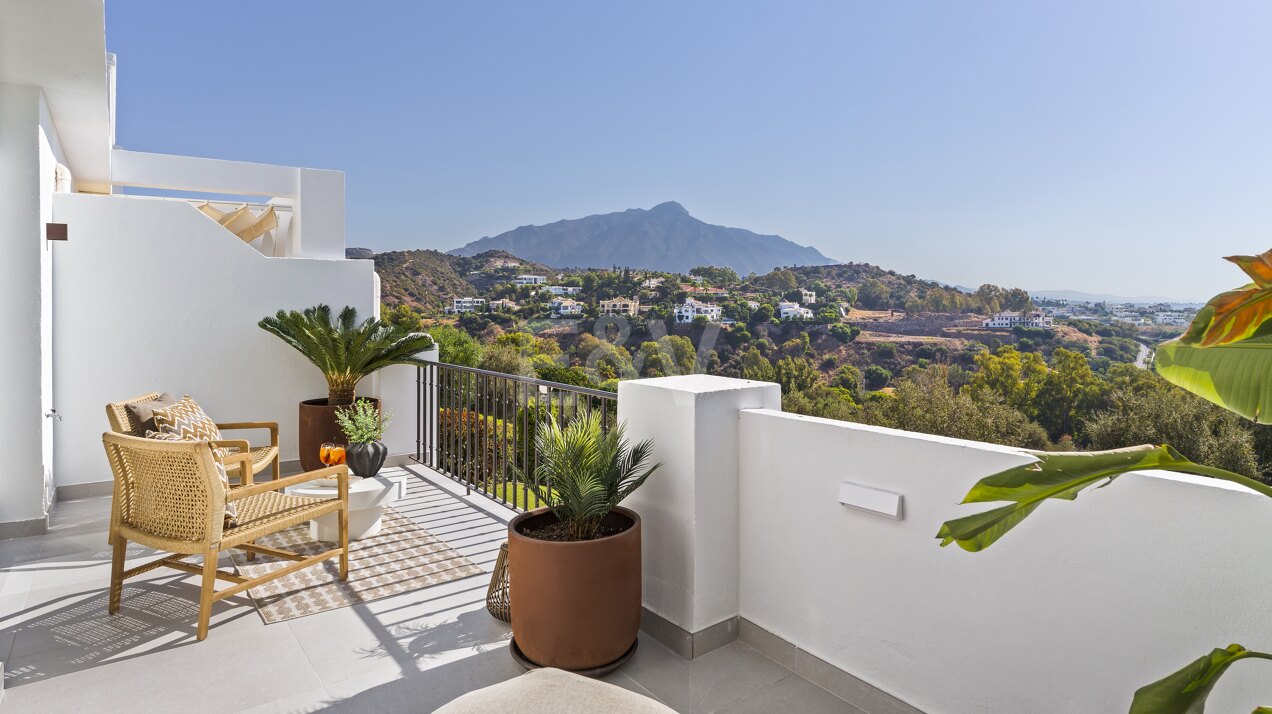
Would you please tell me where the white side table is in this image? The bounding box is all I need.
[286,473,407,541]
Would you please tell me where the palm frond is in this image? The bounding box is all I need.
[258,305,435,404]
[527,412,661,539]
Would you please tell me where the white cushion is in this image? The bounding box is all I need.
[433,667,674,714]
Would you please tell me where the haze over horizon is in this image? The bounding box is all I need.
[106,1,1272,302]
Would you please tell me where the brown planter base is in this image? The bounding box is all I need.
[298,397,380,472]
[509,636,638,678]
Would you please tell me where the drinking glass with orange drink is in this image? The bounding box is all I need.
[320,442,346,466]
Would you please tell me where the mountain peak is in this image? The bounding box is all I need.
[648,201,689,216]
[448,204,838,274]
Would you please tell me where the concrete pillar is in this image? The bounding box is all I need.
[295,168,345,260]
[0,84,54,535]
[617,375,780,656]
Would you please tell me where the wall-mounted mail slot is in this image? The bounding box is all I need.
[839,482,903,520]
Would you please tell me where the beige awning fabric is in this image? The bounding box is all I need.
[196,202,279,243]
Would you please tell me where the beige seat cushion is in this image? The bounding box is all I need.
[434,667,674,714]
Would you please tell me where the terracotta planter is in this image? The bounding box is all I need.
[346,441,388,478]
[508,506,641,673]
[298,397,380,472]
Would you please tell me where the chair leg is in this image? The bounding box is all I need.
[271,455,280,481]
[246,539,256,561]
[108,534,126,615]
[338,504,349,581]
[197,547,218,641]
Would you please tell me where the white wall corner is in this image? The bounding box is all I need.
[618,375,780,634]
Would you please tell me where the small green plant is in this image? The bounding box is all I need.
[522,412,660,540]
[335,398,391,443]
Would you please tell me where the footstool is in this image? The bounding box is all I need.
[434,667,674,713]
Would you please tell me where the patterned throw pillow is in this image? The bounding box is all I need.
[144,430,238,529]
[152,395,223,442]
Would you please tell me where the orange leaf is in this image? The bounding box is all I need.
[1227,250,1272,288]
[1182,248,1272,346]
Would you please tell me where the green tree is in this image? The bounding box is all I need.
[428,324,482,366]
[740,347,776,382]
[1084,379,1259,477]
[774,356,819,393]
[1032,348,1107,439]
[479,344,534,377]
[636,335,696,377]
[863,365,892,390]
[783,384,859,421]
[858,278,891,310]
[861,367,1050,449]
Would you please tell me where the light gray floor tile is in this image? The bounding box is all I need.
[714,674,863,714]
[622,638,794,714]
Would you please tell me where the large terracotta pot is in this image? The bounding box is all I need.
[508,506,641,673]
[298,397,380,471]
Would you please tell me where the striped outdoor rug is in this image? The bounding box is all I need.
[229,506,483,623]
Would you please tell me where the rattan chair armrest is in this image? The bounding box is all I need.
[216,422,279,447]
[218,451,253,472]
[227,465,348,502]
[209,439,251,453]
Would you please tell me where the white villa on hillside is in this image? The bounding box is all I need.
[800,289,817,304]
[1155,310,1190,326]
[982,310,1054,329]
[551,298,584,317]
[640,277,664,289]
[542,285,582,296]
[675,298,723,323]
[779,302,814,320]
[600,297,640,317]
[514,274,547,285]
[449,297,487,313]
[488,298,518,311]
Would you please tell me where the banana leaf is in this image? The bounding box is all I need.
[1129,644,1272,714]
[1155,335,1272,424]
[935,445,1272,552]
[1181,250,1272,346]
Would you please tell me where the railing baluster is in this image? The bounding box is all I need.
[418,361,615,513]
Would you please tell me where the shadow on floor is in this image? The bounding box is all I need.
[1,576,255,688]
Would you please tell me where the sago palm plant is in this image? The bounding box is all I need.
[259,304,434,405]
[524,412,659,540]
[939,248,1272,713]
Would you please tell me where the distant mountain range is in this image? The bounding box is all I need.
[448,201,838,275]
[1030,289,1202,306]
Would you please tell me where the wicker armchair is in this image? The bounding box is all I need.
[102,432,349,641]
[106,392,281,482]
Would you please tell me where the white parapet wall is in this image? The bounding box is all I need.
[737,409,1272,713]
[617,375,1272,713]
[51,192,377,489]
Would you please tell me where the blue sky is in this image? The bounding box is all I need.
[107,1,1272,301]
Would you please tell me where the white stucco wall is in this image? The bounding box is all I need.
[0,83,54,525]
[735,408,1272,713]
[51,193,377,487]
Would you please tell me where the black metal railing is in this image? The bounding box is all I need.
[412,362,617,511]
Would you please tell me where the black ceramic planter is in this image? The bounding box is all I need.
[346,441,388,478]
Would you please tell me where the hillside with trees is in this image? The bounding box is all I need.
[376,251,1266,483]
